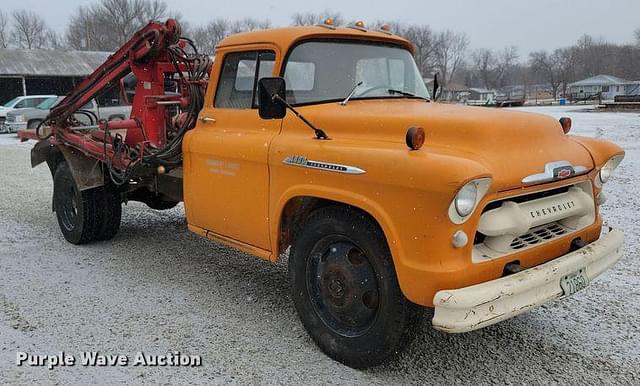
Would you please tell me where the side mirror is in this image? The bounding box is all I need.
[258,77,287,119]
[432,73,440,101]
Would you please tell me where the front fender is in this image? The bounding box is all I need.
[570,135,625,167]
[269,145,493,306]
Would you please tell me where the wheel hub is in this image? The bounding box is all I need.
[307,240,380,337]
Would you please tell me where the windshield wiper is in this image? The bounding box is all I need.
[340,81,363,106]
[387,89,429,100]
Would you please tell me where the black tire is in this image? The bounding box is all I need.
[27,120,42,130]
[145,197,179,210]
[53,162,100,244]
[94,184,121,241]
[289,206,423,368]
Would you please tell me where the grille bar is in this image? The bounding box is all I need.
[510,222,569,250]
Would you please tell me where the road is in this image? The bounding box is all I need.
[0,105,638,384]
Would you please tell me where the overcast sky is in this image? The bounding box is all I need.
[4,0,640,54]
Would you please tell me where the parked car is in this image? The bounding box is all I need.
[0,95,56,133]
[4,97,131,133]
[4,96,60,133]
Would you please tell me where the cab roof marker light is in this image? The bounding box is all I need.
[316,18,336,30]
[379,24,393,35]
[348,21,368,32]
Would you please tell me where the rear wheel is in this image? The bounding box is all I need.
[289,206,423,368]
[95,184,121,241]
[145,196,179,210]
[53,162,100,244]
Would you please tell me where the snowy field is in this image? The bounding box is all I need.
[0,105,638,384]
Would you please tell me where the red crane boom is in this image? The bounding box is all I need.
[22,19,211,184]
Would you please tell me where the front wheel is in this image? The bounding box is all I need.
[289,206,423,368]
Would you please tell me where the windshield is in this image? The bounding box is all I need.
[283,41,430,105]
[36,97,60,110]
[2,97,20,107]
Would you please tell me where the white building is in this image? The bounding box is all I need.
[568,75,639,101]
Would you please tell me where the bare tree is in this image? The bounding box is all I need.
[529,50,563,99]
[401,25,437,78]
[65,0,170,51]
[95,0,161,49]
[144,0,168,21]
[191,18,230,56]
[634,28,640,46]
[66,5,106,51]
[0,11,8,48]
[493,46,519,88]
[433,30,469,87]
[229,18,271,34]
[11,9,47,49]
[472,48,496,89]
[190,17,270,56]
[554,47,577,96]
[471,46,518,89]
[291,11,344,26]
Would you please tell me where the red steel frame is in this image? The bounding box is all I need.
[20,19,195,171]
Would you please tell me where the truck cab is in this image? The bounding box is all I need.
[26,20,624,368]
[183,23,624,366]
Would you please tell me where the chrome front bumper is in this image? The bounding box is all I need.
[432,229,623,333]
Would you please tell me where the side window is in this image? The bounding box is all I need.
[215,50,275,109]
[25,98,46,108]
[14,99,26,108]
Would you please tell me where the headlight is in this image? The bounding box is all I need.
[455,183,477,217]
[596,154,624,187]
[15,115,25,123]
[448,177,492,224]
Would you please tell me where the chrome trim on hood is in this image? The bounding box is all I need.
[522,160,589,185]
[283,155,366,175]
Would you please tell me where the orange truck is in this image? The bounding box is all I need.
[23,19,624,368]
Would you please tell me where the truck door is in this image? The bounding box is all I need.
[184,50,279,251]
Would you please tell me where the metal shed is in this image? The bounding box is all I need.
[0,49,110,104]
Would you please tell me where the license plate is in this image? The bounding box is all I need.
[560,268,590,296]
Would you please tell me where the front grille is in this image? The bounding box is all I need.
[482,186,570,213]
[6,115,15,123]
[472,181,595,263]
[510,222,569,250]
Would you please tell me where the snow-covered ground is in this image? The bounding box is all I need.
[0,105,638,384]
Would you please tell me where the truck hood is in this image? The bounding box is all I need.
[6,107,42,118]
[297,100,595,191]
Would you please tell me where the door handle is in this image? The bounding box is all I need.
[199,116,216,123]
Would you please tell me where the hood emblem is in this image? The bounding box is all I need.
[522,160,588,185]
[283,155,365,175]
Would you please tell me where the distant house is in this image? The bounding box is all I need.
[466,88,495,104]
[440,82,468,102]
[568,75,639,101]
